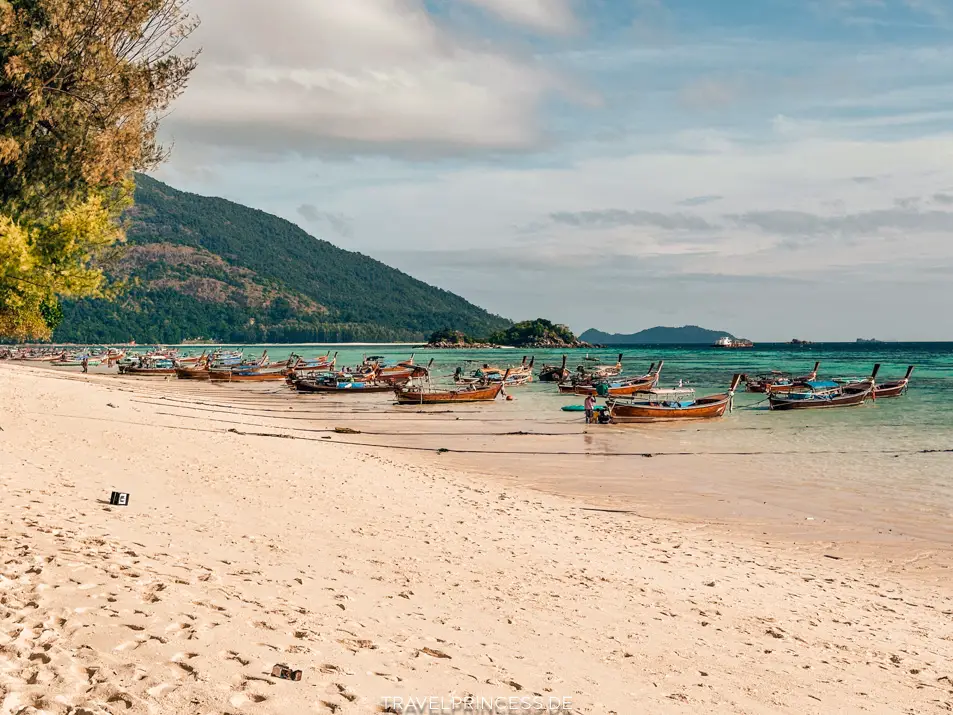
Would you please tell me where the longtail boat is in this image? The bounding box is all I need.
[52,354,103,367]
[608,375,742,422]
[376,355,432,384]
[559,362,661,396]
[294,377,395,393]
[873,365,914,398]
[458,357,533,386]
[288,352,337,375]
[746,362,821,394]
[538,355,570,383]
[396,368,509,404]
[120,356,176,375]
[175,361,211,380]
[768,365,879,410]
[209,366,290,382]
[582,353,623,379]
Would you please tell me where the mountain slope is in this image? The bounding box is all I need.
[580,326,736,344]
[55,175,510,343]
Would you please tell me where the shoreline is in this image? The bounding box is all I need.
[2,362,952,713]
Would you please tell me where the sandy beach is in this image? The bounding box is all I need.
[1,362,952,714]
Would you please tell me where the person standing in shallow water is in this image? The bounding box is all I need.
[584,393,595,424]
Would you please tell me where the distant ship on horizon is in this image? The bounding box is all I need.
[712,336,754,349]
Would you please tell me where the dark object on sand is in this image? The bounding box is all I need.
[109,491,130,506]
[272,663,302,681]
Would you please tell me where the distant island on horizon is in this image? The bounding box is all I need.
[579,326,735,345]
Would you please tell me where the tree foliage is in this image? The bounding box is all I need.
[0,186,128,338]
[0,0,197,339]
[427,328,476,345]
[488,318,580,347]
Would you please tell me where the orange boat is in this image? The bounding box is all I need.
[377,356,432,384]
[608,375,742,422]
[209,367,289,382]
[396,381,504,405]
[396,368,509,404]
[559,362,661,396]
[175,364,210,380]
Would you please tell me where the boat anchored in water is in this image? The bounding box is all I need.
[767,365,880,410]
[746,362,821,394]
[397,367,510,404]
[607,375,742,422]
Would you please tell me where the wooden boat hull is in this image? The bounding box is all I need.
[609,394,732,422]
[395,383,503,404]
[873,367,913,398]
[294,380,394,393]
[209,370,288,382]
[565,378,657,397]
[175,368,210,380]
[764,383,798,394]
[873,383,906,398]
[376,369,417,384]
[122,367,175,376]
[290,364,335,374]
[768,390,869,410]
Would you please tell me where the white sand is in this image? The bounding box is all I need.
[1,363,952,714]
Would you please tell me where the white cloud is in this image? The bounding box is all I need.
[165,0,566,156]
[459,0,576,34]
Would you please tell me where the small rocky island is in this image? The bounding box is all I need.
[426,319,592,349]
[425,328,499,349]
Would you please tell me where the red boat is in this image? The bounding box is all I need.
[746,362,820,394]
[376,356,433,384]
[768,365,879,410]
[559,362,661,396]
[873,365,914,398]
[608,375,742,423]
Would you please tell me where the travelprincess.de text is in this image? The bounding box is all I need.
[380,695,573,713]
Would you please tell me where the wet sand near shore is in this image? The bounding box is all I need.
[67,365,953,554]
[2,363,953,714]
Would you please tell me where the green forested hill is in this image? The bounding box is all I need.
[54,174,510,343]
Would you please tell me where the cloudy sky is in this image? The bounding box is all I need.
[153,0,953,341]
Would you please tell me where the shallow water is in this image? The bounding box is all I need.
[51,342,953,546]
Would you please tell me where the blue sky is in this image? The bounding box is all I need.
[154,0,953,340]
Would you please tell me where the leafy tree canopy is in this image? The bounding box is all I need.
[488,319,582,347]
[0,0,197,339]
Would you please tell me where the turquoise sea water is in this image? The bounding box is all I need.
[167,341,952,424]
[45,340,951,541]
[156,341,950,541]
